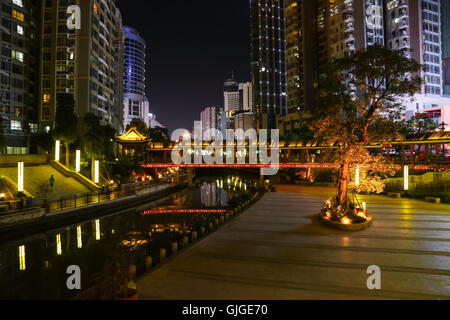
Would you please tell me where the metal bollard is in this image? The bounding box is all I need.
[201,227,205,235]
[128,265,137,280]
[183,236,189,247]
[172,242,178,254]
[225,212,229,221]
[208,222,213,230]
[192,231,198,242]
[220,216,225,224]
[145,256,152,269]
[160,248,166,261]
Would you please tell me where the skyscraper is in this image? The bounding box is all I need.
[385,0,450,118]
[281,0,450,129]
[239,82,253,112]
[250,0,287,129]
[224,78,239,112]
[0,0,41,154]
[200,106,217,140]
[386,0,442,96]
[443,0,450,95]
[122,26,148,131]
[39,0,123,134]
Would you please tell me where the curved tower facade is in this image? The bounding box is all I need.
[122,26,148,131]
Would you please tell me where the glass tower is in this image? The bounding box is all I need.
[250,0,287,130]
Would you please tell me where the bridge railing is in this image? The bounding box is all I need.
[0,175,185,216]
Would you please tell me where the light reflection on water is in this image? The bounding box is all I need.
[0,175,258,299]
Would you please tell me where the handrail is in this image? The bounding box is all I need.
[0,177,180,215]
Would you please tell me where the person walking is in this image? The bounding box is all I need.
[49,175,55,190]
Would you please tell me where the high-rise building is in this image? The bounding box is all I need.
[200,106,217,139]
[224,79,254,113]
[234,112,255,131]
[281,0,450,129]
[385,0,450,117]
[443,0,450,95]
[122,26,148,131]
[239,82,253,112]
[386,0,442,96]
[224,78,240,112]
[250,0,287,129]
[39,0,123,134]
[0,0,41,154]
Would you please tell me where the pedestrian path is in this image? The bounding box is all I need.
[0,165,91,200]
[137,185,450,300]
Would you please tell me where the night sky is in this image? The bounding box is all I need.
[117,0,251,133]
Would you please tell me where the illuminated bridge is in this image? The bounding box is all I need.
[143,131,450,169]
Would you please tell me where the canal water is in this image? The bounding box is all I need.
[0,174,260,299]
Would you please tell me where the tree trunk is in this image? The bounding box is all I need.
[65,143,70,168]
[336,163,350,205]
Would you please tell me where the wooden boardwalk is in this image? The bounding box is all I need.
[137,186,450,300]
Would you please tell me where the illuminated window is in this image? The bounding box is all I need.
[10,120,22,130]
[12,9,24,21]
[43,94,50,103]
[12,0,23,7]
[11,50,23,62]
[16,25,23,35]
[93,3,98,14]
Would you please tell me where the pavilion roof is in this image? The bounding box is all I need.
[116,127,150,143]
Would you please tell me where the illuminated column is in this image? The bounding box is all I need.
[404,165,409,191]
[18,245,26,271]
[77,225,82,248]
[94,160,99,184]
[75,150,81,172]
[56,234,62,256]
[95,219,101,240]
[55,140,60,161]
[355,166,360,186]
[18,162,24,193]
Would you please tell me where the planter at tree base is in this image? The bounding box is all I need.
[114,288,138,300]
[319,213,373,231]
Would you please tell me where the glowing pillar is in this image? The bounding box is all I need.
[17,162,24,193]
[18,245,26,271]
[55,140,60,161]
[95,219,101,241]
[362,202,367,213]
[355,166,360,186]
[77,225,82,248]
[75,150,81,172]
[404,165,409,191]
[94,160,99,184]
[56,234,62,256]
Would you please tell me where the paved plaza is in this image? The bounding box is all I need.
[137,186,450,300]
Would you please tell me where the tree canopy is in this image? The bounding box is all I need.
[54,93,78,145]
[308,45,423,207]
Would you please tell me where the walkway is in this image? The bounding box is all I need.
[0,165,91,200]
[137,186,450,300]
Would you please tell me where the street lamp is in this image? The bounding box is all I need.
[75,150,81,172]
[404,165,409,191]
[94,160,99,184]
[55,140,60,162]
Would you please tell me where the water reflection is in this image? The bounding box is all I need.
[200,182,229,207]
[0,175,259,299]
